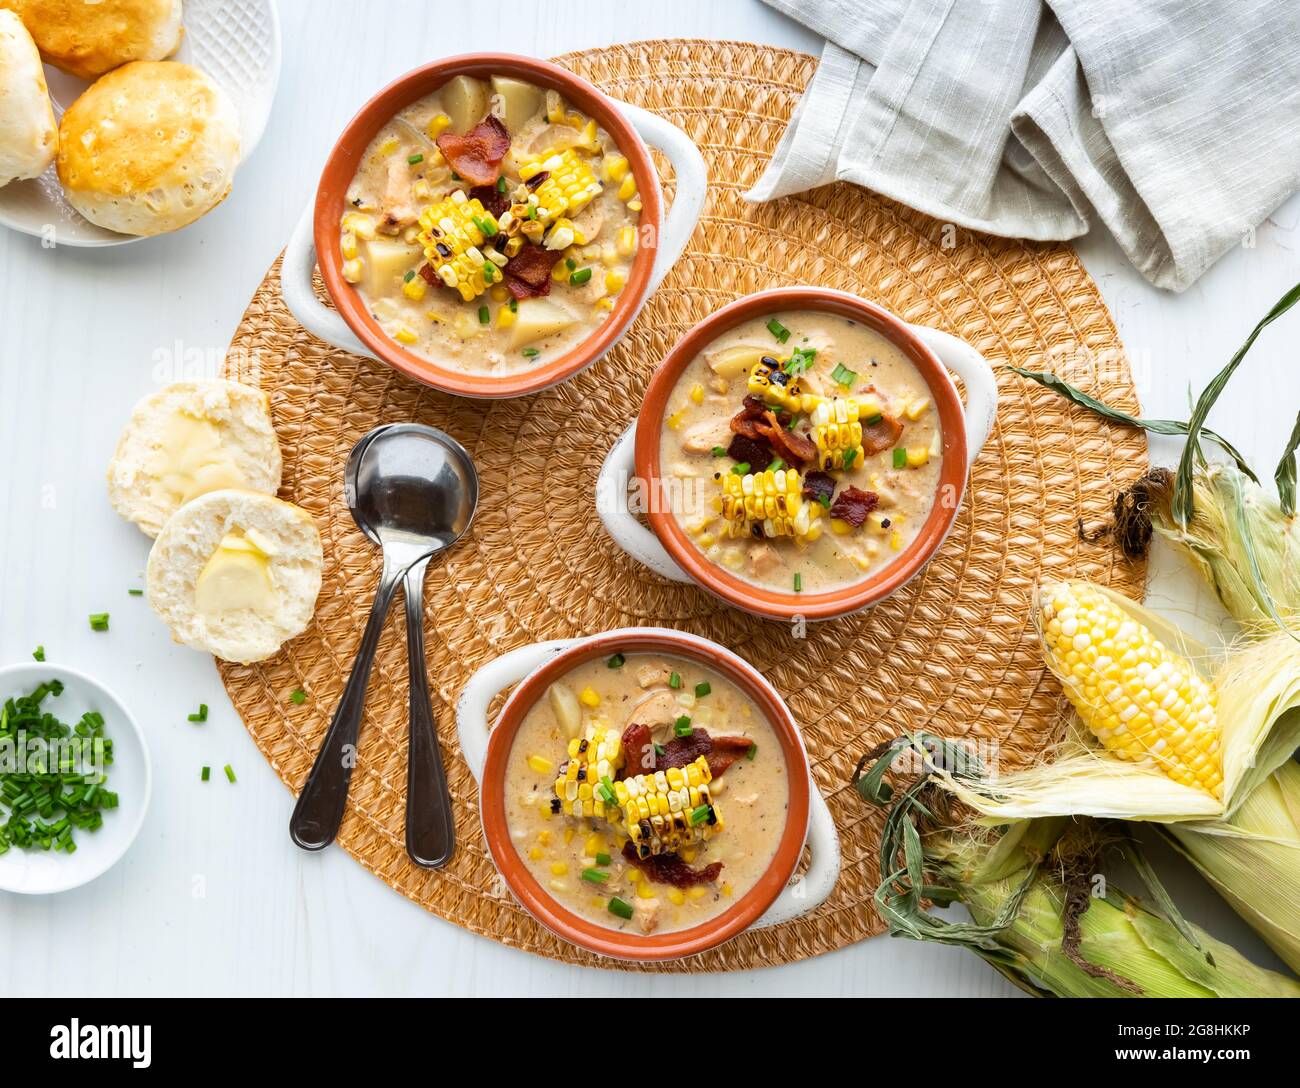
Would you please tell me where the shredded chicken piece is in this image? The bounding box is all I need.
[636,665,671,689]
[634,896,661,934]
[747,542,780,577]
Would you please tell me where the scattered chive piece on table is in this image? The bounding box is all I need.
[595,851,611,867]
[674,715,692,737]
[407,152,423,165]
[290,688,307,705]
[711,445,727,457]
[668,671,682,689]
[187,703,208,723]
[766,318,791,343]
[201,766,210,782]
[794,572,803,593]
[223,764,236,783]
[32,646,44,662]
[88,613,109,632]
[127,588,143,597]
[694,681,711,698]
[581,867,610,884]
[747,743,758,761]
[831,362,857,387]
[892,447,908,469]
[608,896,634,920]
[0,680,118,853]
[569,268,592,286]
[606,653,625,669]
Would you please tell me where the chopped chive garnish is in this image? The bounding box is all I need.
[290,688,307,705]
[32,646,44,662]
[127,588,143,596]
[768,457,786,472]
[608,896,634,920]
[694,682,711,698]
[407,153,424,165]
[689,805,710,825]
[565,257,577,270]
[478,305,490,324]
[793,572,803,592]
[88,613,109,632]
[482,262,495,282]
[766,318,791,343]
[731,462,750,475]
[830,362,858,387]
[569,268,592,286]
[581,867,610,884]
[653,743,666,757]
[711,445,728,456]
[606,653,625,668]
[522,347,540,357]
[818,493,831,510]
[527,205,537,220]
[509,297,518,312]
[674,715,692,737]
[187,703,208,723]
[842,448,858,470]
[403,269,416,282]
[496,176,507,192]
[223,764,236,783]
[669,672,682,689]
[892,447,908,469]
[201,766,210,781]
[784,347,816,375]
[864,411,884,425]
[747,743,757,761]
[597,776,616,805]
[595,851,611,866]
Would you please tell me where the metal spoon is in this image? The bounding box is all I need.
[289,424,479,867]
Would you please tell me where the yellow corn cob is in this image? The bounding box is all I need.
[746,358,823,414]
[1038,581,1223,797]
[719,468,812,539]
[552,726,625,820]
[416,190,499,302]
[519,149,603,219]
[612,756,724,859]
[811,398,866,471]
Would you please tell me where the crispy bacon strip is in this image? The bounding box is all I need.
[756,411,817,467]
[619,722,655,781]
[619,724,753,779]
[862,412,904,456]
[829,485,879,527]
[802,470,836,507]
[726,433,772,472]
[417,263,439,286]
[435,115,510,186]
[469,183,509,218]
[621,841,723,888]
[504,243,555,300]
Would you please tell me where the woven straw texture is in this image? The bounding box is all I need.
[217,40,1147,971]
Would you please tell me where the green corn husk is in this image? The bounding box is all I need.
[857,737,1300,997]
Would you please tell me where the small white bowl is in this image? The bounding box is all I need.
[0,663,151,894]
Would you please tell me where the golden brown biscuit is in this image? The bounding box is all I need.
[0,0,183,80]
[57,60,240,236]
[0,9,57,185]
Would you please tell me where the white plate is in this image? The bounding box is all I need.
[0,663,151,894]
[0,0,282,247]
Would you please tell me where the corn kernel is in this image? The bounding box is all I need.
[890,530,903,551]
[680,847,697,863]
[618,175,638,201]
[563,827,575,845]
[603,155,629,183]
[697,533,715,547]
[616,225,636,257]
[341,258,363,283]
[549,879,568,893]
[428,113,451,138]
[550,861,568,876]
[377,136,399,156]
[722,884,733,897]
[605,268,626,295]
[578,686,601,708]
[804,523,824,543]
[552,260,569,283]
[595,297,614,312]
[528,846,544,860]
[527,754,554,774]
[342,212,376,240]
[830,518,853,535]
[637,883,657,900]
[666,409,685,431]
[537,830,552,846]
[497,306,516,329]
[689,383,704,405]
[687,886,708,900]
[627,199,642,212]
[584,833,604,856]
[490,284,509,303]
[402,276,427,301]
[340,231,357,260]
[905,397,931,421]
[393,326,417,345]
[667,888,686,906]
[905,447,930,468]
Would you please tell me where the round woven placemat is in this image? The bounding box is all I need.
[218,39,1147,971]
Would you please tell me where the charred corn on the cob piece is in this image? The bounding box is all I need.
[613,757,724,859]
[746,358,824,414]
[553,725,626,820]
[520,149,603,220]
[719,468,813,539]
[1038,581,1223,797]
[812,398,866,471]
[416,190,499,302]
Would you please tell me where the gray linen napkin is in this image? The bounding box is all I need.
[748,0,1300,291]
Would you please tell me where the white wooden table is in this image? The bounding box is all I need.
[1,0,1294,997]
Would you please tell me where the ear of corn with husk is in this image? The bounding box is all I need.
[856,738,1300,997]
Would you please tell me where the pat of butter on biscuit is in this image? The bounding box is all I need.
[194,533,277,618]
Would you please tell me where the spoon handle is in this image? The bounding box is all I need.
[403,557,455,868]
[289,561,403,851]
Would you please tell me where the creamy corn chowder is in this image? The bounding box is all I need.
[338,74,643,375]
[660,311,944,593]
[504,651,789,936]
